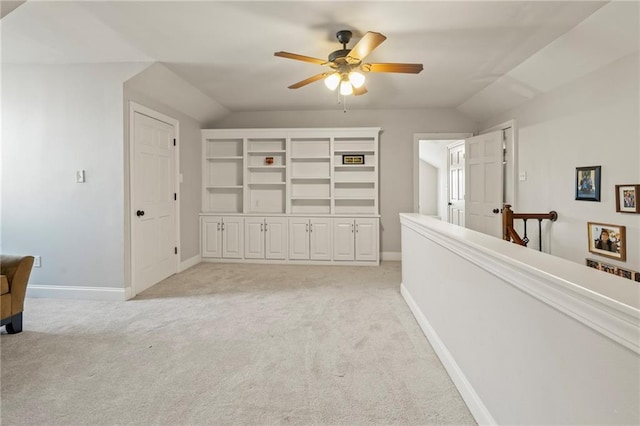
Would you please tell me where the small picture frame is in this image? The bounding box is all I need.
[342,155,365,165]
[586,259,640,281]
[576,166,601,201]
[587,222,626,261]
[615,184,639,213]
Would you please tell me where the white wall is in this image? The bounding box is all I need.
[1,63,147,289]
[419,139,451,220]
[210,109,478,253]
[482,52,640,272]
[418,160,437,215]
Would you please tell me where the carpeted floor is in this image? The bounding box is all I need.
[1,261,474,425]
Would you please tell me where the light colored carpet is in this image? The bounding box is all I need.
[1,261,475,425]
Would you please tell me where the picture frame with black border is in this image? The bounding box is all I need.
[575,166,601,201]
[342,154,365,165]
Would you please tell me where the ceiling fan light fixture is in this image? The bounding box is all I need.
[340,80,353,96]
[348,71,365,88]
[324,73,340,91]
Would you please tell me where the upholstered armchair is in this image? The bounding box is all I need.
[1,255,34,334]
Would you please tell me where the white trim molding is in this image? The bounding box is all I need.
[27,285,126,301]
[180,254,202,272]
[401,283,496,426]
[380,251,401,261]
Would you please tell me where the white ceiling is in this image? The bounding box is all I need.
[4,0,636,120]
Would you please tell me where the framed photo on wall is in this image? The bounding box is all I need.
[575,166,601,201]
[587,222,626,261]
[615,184,639,213]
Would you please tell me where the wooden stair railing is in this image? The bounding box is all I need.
[502,204,558,251]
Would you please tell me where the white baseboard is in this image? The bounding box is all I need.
[27,285,126,301]
[179,254,202,272]
[400,283,496,426]
[381,251,401,261]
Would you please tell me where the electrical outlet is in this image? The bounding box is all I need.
[34,256,41,268]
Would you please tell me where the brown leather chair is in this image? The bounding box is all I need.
[1,255,34,334]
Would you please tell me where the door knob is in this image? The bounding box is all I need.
[136,210,145,217]
[448,202,453,206]
[492,208,500,214]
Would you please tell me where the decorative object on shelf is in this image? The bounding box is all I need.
[342,154,365,165]
[615,184,639,213]
[265,156,274,165]
[585,258,639,281]
[575,166,601,201]
[587,222,626,261]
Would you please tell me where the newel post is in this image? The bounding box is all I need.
[502,204,514,242]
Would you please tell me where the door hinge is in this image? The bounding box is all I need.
[173,138,176,146]
[174,193,177,201]
[174,247,178,255]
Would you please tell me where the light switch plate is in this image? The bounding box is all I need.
[519,171,527,181]
[34,256,41,268]
[76,170,85,183]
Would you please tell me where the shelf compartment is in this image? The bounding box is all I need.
[291,198,331,214]
[247,138,286,152]
[204,187,243,213]
[292,181,330,198]
[334,137,375,153]
[248,153,285,167]
[291,156,331,161]
[248,182,286,186]
[248,168,286,184]
[206,185,243,189]
[334,169,375,183]
[248,187,285,213]
[334,199,375,214]
[206,139,243,157]
[334,182,375,198]
[206,161,243,187]
[206,156,243,161]
[290,138,330,157]
[292,161,330,178]
[291,176,330,180]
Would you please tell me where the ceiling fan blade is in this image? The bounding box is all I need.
[288,73,329,89]
[363,63,424,74]
[274,51,327,65]
[346,32,387,63]
[353,85,368,96]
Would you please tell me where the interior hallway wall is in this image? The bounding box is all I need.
[482,52,640,272]
[210,109,478,254]
[1,63,147,290]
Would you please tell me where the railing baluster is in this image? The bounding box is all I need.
[538,219,543,251]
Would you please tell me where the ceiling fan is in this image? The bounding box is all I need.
[274,30,423,96]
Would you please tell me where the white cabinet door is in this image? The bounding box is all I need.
[310,218,331,260]
[244,217,264,259]
[333,219,355,261]
[201,216,222,258]
[265,217,287,260]
[289,218,310,260]
[222,217,243,258]
[355,218,378,261]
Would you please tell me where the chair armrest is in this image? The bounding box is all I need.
[1,255,35,315]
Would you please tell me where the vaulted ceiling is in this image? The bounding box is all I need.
[3,1,637,121]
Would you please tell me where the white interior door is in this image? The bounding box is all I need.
[465,131,503,238]
[447,141,465,226]
[132,111,177,294]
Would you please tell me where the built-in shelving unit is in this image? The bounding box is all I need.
[201,128,380,264]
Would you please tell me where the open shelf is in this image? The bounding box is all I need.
[206,185,243,189]
[248,182,286,186]
[291,156,331,160]
[334,165,375,170]
[248,165,286,169]
[206,156,243,161]
[291,176,330,180]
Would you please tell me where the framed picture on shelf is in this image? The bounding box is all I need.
[615,184,639,213]
[575,166,601,201]
[342,155,364,165]
[587,222,626,261]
